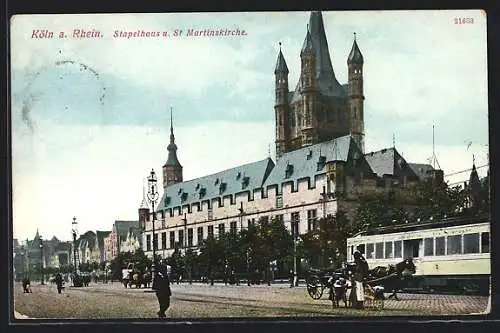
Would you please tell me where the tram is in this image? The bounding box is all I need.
[346,215,490,295]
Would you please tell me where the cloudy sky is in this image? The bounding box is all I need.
[10,10,488,242]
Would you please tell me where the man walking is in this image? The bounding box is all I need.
[152,260,172,319]
[55,272,64,294]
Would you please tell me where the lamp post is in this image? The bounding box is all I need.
[39,236,44,285]
[147,169,159,281]
[26,238,30,278]
[292,216,300,287]
[71,217,78,279]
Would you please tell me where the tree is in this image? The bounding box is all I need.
[354,191,409,231]
[300,210,352,269]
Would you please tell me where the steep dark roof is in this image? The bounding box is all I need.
[364,148,419,180]
[263,135,362,189]
[290,11,346,103]
[274,48,289,74]
[408,163,435,181]
[469,164,482,199]
[78,231,96,250]
[164,110,182,167]
[301,29,315,55]
[347,39,364,64]
[96,230,111,251]
[157,158,275,211]
[115,221,140,238]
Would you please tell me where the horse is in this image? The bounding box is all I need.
[329,277,349,308]
[365,258,416,300]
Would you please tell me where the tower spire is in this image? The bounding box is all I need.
[170,107,174,143]
[140,178,148,209]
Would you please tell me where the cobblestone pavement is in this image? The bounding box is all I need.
[13,282,489,320]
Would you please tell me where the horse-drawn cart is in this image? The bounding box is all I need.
[305,259,416,309]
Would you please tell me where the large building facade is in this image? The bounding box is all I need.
[139,11,437,259]
[275,11,365,158]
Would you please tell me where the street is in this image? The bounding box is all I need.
[13,282,489,319]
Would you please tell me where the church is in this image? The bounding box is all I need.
[138,11,438,259]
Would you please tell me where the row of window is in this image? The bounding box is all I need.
[145,209,320,251]
[423,232,490,256]
[354,232,490,260]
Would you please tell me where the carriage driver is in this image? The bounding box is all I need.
[352,250,369,309]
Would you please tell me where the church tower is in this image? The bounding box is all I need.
[300,26,318,148]
[347,33,365,153]
[273,11,365,158]
[275,43,290,159]
[162,109,183,189]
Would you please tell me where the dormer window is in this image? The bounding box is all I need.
[242,176,250,189]
[219,182,227,194]
[317,156,326,171]
[236,172,241,180]
[196,183,200,190]
[178,188,183,195]
[181,192,188,202]
[164,197,171,206]
[306,150,313,160]
[215,178,219,185]
[285,163,294,178]
[199,187,206,199]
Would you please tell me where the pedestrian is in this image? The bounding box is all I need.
[55,272,64,294]
[22,275,32,293]
[152,260,172,319]
[352,250,369,309]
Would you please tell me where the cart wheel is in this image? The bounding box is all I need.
[307,276,324,300]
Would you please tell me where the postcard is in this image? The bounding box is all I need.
[10,10,490,320]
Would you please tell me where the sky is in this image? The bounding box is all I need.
[10,10,489,243]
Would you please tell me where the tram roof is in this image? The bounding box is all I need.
[352,214,490,237]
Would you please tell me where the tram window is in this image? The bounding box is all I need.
[394,241,402,258]
[435,237,445,256]
[357,244,366,255]
[424,238,434,256]
[463,233,479,254]
[385,242,393,258]
[366,243,374,259]
[481,232,490,253]
[447,235,462,255]
[375,242,384,259]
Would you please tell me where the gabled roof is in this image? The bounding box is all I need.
[364,147,419,179]
[78,231,96,249]
[263,135,360,189]
[157,158,275,211]
[115,221,140,238]
[408,163,435,181]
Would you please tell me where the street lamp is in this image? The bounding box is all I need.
[72,217,78,278]
[147,169,159,281]
[291,216,300,287]
[39,236,44,285]
[26,238,30,278]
